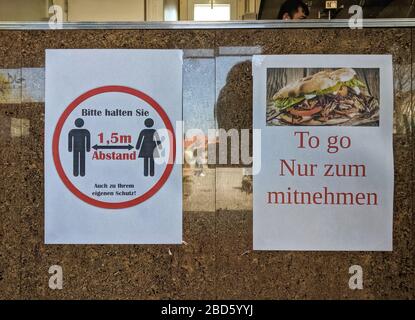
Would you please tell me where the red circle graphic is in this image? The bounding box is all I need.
[52,85,176,209]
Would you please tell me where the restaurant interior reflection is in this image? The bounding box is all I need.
[0,0,414,22]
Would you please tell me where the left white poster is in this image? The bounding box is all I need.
[45,49,183,244]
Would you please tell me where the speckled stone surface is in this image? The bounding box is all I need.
[0,103,22,299]
[213,28,414,300]
[21,30,215,67]
[0,31,21,68]
[0,28,413,299]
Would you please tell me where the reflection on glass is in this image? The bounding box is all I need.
[183,57,216,212]
[1,0,415,22]
[214,56,253,210]
[194,4,231,21]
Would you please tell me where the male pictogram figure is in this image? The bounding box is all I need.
[68,118,90,177]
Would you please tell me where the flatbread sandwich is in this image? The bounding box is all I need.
[270,68,379,125]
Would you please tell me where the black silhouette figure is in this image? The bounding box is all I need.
[68,118,91,177]
[136,118,161,177]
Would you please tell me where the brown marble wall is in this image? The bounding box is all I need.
[0,28,413,299]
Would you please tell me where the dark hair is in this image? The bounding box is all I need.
[278,0,309,19]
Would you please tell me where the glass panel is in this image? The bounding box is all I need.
[1,0,415,22]
[215,55,253,211]
[183,55,216,213]
[194,4,231,21]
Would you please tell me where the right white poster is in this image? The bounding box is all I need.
[253,55,394,251]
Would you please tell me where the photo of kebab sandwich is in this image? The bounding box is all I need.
[268,68,379,126]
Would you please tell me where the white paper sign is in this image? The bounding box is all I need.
[253,55,394,251]
[45,49,183,244]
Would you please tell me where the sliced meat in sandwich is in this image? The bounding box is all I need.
[270,68,379,125]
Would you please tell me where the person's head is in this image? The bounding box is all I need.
[278,0,309,20]
[144,118,154,128]
[75,118,84,128]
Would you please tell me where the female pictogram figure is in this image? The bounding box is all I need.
[136,118,162,177]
